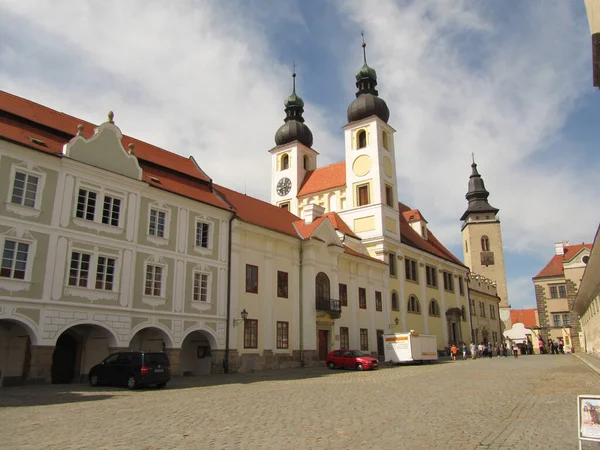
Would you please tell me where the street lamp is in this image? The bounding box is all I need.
[394,317,400,325]
[584,0,600,87]
[232,309,248,327]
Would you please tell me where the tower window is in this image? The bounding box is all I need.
[357,130,367,149]
[465,240,468,253]
[382,131,389,150]
[279,202,290,211]
[357,184,370,206]
[385,184,394,207]
[281,154,289,170]
[303,155,309,170]
[481,235,490,252]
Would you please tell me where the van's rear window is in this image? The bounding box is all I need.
[144,353,169,364]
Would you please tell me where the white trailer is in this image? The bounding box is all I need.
[383,332,439,364]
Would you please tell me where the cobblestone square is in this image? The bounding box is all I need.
[1,355,599,450]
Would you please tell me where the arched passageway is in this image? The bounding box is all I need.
[129,327,173,352]
[180,330,216,376]
[51,324,117,384]
[0,319,35,386]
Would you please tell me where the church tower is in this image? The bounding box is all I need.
[269,70,318,213]
[460,158,511,329]
[338,36,401,261]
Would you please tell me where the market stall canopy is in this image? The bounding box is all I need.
[503,322,532,344]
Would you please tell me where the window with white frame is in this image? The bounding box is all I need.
[76,189,97,221]
[193,271,210,303]
[195,221,211,249]
[148,208,167,238]
[102,195,121,226]
[95,256,116,291]
[552,314,562,327]
[407,295,421,314]
[11,172,39,208]
[144,264,164,297]
[69,252,92,287]
[1,240,29,280]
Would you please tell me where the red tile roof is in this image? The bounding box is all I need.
[398,202,466,267]
[510,309,538,328]
[533,244,593,278]
[213,184,300,237]
[293,212,359,240]
[297,162,346,197]
[0,90,228,211]
[0,90,210,182]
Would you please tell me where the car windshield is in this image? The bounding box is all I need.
[351,350,366,357]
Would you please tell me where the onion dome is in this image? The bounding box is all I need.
[460,157,499,221]
[275,71,313,148]
[347,35,390,124]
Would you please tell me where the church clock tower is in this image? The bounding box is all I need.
[269,71,318,214]
[460,159,511,329]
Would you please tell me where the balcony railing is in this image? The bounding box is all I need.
[316,297,341,315]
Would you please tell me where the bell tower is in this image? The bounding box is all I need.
[269,69,318,215]
[460,157,511,329]
[338,34,400,259]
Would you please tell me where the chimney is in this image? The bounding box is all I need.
[555,241,569,256]
[302,203,325,225]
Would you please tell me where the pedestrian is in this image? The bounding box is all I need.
[503,343,508,357]
[558,339,564,354]
[527,341,533,355]
[461,342,467,360]
[470,341,477,360]
[487,342,493,359]
[451,343,458,361]
[538,339,544,355]
[512,343,519,358]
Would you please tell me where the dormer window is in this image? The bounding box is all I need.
[281,154,289,170]
[357,129,367,149]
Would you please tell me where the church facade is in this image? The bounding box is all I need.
[0,44,492,384]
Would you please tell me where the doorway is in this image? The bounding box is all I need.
[51,333,79,384]
[318,330,329,360]
[376,330,384,356]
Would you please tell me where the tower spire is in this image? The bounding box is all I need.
[361,30,367,64]
[292,61,296,95]
[460,158,499,221]
[274,65,313,148]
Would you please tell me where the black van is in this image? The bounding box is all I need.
[89,352,171,389]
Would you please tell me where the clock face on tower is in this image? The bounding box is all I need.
[277,177,292,197]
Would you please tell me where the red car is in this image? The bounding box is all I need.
[326,350,379,371]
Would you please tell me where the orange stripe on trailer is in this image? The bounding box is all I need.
[385,336,408,342]
[421,352,437,356]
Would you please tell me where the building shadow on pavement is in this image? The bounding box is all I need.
[0,387,116,408]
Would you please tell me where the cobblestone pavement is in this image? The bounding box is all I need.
[1,354,600,450]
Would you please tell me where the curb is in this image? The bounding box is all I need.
[573,354,600,377]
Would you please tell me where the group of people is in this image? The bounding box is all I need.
[449,342,523,360]
[538,338,566,354]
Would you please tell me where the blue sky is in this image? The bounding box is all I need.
[1,0,599,309]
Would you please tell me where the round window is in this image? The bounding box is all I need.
[582,255,589,265]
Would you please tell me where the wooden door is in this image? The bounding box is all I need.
[318,330,329,360]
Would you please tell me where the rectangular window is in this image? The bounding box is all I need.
[245,264,258,293]
[425,265,437,287]
[244,319,258,349]
[553,314,562,328]
[102,195,121,226]
[550,286,558,298]
[443,272,454,292]
[279,202,290,211]
[144,264,163,297]
[558,285,567,298]
[562,314,570,326]
[375,291,382,312]
[360,328,369,351]
[69,252,91,287]
[193,272,209,302]
[489,304,495,320]
[340,327,349,349]
[357,184,370,206]
[385,184,394,207]
[389,252,397,277]
[405,258,418,282]
[359,287,367,309]
[95,256,116,290]
[276,321,289,349]
[339,283,348,307]
[149,209,166,237]
[195,222,210,248]
[1,240,29,280]
[458,277,464,295]
[277,271,288,298]
[76,189,97,221]
[11,171,38,208]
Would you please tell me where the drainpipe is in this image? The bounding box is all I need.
[223,213,235,374]
[299,240,304,367]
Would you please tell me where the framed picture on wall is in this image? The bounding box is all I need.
[197,346,205,359]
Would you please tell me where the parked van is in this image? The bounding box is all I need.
[89,351,171,389]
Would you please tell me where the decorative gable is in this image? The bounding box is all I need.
[63,112,143,181]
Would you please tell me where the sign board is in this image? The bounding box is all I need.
[578,395,600,446]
